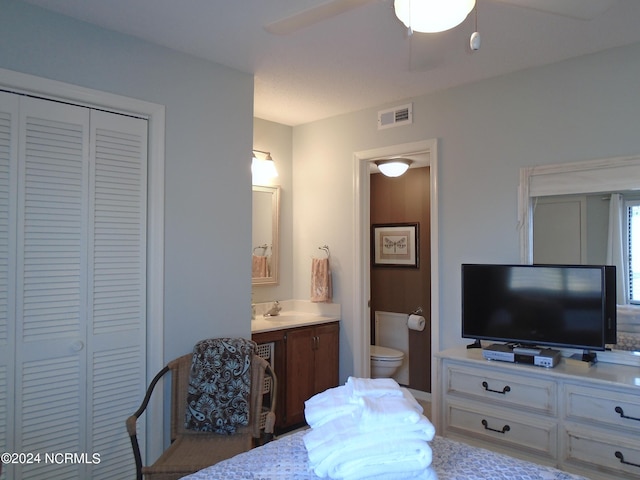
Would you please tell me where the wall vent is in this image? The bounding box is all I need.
[377,103,413,130]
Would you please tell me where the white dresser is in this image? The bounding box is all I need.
[436,348,640,480]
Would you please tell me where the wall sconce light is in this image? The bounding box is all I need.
[252,149,278,183]
[375,158,413,177]
[394,0,475,33]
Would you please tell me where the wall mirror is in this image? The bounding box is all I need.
[252,185,280,286]
[518,155,640,365]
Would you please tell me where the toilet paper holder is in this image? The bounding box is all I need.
[410,306,423,316]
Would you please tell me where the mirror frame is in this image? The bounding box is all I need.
[519,154,640,263]
[252,184,280,286]
[518,154,640,366]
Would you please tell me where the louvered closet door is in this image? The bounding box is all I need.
[0,92,19,480]
[6,95,147,480]
[88,110,147,480]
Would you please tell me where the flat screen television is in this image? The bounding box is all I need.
[461,264,616,351]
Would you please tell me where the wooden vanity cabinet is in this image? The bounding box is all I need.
[285,322,340,427]
[252,320,339,431]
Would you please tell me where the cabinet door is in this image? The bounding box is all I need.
[314,323,339,394]
[285,327,316,426]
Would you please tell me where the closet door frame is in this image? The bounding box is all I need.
[0,67,166,461]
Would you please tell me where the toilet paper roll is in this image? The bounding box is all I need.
[407,314,426,331]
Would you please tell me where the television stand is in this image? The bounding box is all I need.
[436,347,640,480]
[566,350,598,368]
[466,339,482,349]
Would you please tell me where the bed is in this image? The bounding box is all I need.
[180,429,588,480]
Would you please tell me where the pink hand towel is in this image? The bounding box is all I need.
[311,257,332,302]
[252,254,268,278]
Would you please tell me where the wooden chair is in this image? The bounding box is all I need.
[126,349,276,480]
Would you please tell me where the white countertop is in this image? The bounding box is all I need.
[251,311,339,333]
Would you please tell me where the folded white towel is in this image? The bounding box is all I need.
[304,385,360,428]
[304,415,435,466]
[346,376,403,398]
[362,467,438,480]
[400,387,424,413]
[356,392,424,430]
[350,466,438,480]
[314,438,433,479]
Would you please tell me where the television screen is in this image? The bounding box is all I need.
[461,264,616,351]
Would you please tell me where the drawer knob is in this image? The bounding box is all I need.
[481,419,510,434]
[615,451,640,469]
[615,406,640,422]
[482,381,511,395]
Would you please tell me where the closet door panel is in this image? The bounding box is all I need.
[88,110,147,479]
[0,91,19,479]
[16,97,90,479]
[4,92,148,479]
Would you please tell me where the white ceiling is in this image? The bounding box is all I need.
[22,0,640,126]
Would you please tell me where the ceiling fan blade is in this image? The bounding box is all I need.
[493,0,618,20]
[265,0,375,35]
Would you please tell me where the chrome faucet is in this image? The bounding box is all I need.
[264,301,282,317]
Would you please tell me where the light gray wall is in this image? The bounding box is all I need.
[253,118,293,304]
[0,0,255,361]
[291,41,640,383]
[6,0,640,388]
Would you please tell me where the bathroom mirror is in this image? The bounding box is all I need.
[518,155,640,363]
[252,185,280,286]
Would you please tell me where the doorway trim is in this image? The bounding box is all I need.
[352,139,439,393]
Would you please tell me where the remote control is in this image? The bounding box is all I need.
[512,346,542,355]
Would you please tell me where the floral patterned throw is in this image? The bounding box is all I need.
[185,337,256,434]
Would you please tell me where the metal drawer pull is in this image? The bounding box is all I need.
[615,451,640,469]
[482,381,511,394]
[615,406,640,422]
[481,419,510,434]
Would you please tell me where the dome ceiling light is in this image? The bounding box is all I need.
[375,158,413,177]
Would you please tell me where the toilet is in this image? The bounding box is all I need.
[370,345,405,379]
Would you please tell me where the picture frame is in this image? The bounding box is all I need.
[371,222,419,268]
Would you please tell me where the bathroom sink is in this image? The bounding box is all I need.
[262,312,306,322]
[252,311,339,333]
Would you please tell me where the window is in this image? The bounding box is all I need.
[626,199,640,303]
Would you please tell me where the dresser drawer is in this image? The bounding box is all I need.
[444,363,557,415]
[564,425,640,479]
[564,384,640,434]
[444,399,558,460]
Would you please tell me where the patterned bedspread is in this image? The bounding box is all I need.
[181,430,587,480]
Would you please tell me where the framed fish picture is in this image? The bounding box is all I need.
[371,222,419,268]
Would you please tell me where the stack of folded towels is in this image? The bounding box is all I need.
[302,377,437,480]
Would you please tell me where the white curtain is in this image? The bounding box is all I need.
[606,193,629,305]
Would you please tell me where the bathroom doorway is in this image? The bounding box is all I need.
[352,139,439,397]
[370,166,431,391]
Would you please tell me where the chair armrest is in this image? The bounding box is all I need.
[126,365,170,480]
[126,415,138,437]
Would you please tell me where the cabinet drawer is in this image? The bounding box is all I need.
[445,400,557,460]
[564,384,640,435]
[564,425,640,479]
[444,364,557,415]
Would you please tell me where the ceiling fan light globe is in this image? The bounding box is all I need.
[394,0,476,33]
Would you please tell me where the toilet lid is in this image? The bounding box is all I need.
[370,345,404,360]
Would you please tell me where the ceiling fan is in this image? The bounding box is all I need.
[265,0,618,36]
